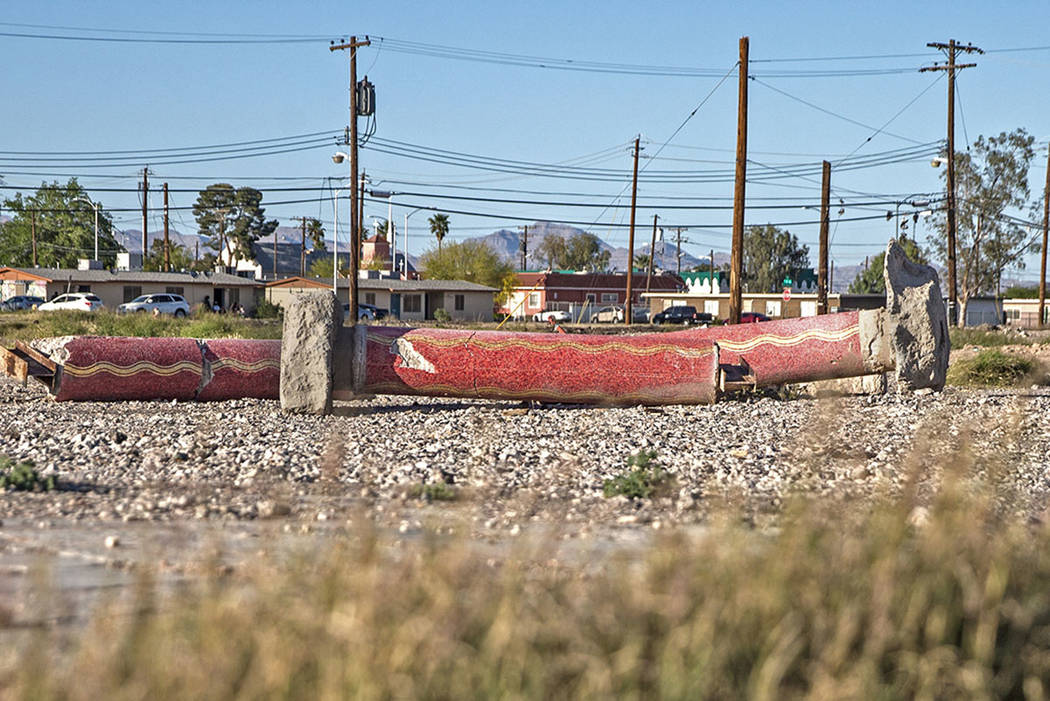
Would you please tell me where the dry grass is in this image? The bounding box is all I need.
[0,310,281,343]
[947,349,1040,387]
[6,441,1050,699]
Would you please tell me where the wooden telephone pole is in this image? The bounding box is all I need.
[645,214,659,297]
[728,36,749,325]
[817,161,831,314]
[921,39,982,326]
[140,167,149,265]
[163,182,171,271]
[331,35,371,325]
[293,216,308,277]
[1040,144,1050,328]
[31,210,37,267]
[519,225,529,270]
[625,136,641,325]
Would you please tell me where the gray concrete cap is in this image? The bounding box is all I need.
[279,292,341,414]
[883,239,950,390]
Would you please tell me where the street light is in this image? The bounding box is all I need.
[76,195,100,262]
[369,189,395,275]
[331,188,351,293]
[403,206,427,278]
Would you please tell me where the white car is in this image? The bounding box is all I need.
[37,292,105,312]
[118,293,191,317]
[532,310,570,323]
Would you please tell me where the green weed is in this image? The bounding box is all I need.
[603,449,669,499]
[947,349,1038,387]
[407,482,458,502]
[0,456,55,491]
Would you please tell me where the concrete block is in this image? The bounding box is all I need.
[280,292,340,414]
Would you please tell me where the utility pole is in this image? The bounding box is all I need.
[921,39,982,326]
[645,214,658,297]
[729,36,749,325]
[518,225,528,270]
[710,249,716,294]
[331,35,370,325]
[817,160,831,314]
[293,216,308,277]
[273,221,279,280]
[676,227,685,275]
[31,210,37,267]
[625,136,641,325]
[163,182,171,272]
[140,167,149,263]
[1040,143,1050,328]
[358,169,366,244]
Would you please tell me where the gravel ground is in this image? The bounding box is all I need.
[2,374,1049,533]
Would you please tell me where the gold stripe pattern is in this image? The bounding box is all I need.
[211,358,280,373]
[63,360,202,378]
[716,325,859,353]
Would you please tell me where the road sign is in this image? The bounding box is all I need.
[783,287,791,302]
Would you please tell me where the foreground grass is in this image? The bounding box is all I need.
[7,466,1050,699]
[0,310,282,342]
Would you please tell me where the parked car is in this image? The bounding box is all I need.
[118,293,190,317]
[533,309,570,323]
[1,295,44,311]
[740,312,771,323]
[589,305,623,323]
[651,305,712,325]
[343,303,376,321]
[37,293,104,312]
[360,302,388,320]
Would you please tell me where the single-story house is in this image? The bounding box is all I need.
[265,276,496,322]
[641,290,843,321]
[0,267,263,312]
[501,270,684,321]
[1002,298,1045,328]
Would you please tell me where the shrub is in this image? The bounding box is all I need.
[0,456,55,491]
[947,349,1037,387]
[254,298,283,319]
[603,450,669,499]
[433,308,451,323]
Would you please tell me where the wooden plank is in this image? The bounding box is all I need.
[0,346,29,383]
[14,341,56,372]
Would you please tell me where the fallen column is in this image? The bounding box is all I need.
[1,241,946,409]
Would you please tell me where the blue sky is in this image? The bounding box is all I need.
[3,0,1050,277]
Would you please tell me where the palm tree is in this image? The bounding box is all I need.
[429,213,450,252]
[633,254,651,271]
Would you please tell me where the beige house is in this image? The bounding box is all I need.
[641,291,844,320]
[0,267,262,312]
[266,276,497,322]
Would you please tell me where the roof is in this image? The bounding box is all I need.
[514,271,684,290]
[8,267,262,287]
[267,276,496,293]
[247,242,413,281]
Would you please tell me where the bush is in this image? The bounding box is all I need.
[433,308,451,323]
[603,450,670,498]
[254,298,283,319]
[947,349,1037,387]
[0,456,54,491]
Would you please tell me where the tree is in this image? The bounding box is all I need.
[849,238,928,293]
[742,224,810,293]
[305,218,326,252]
[192,184,278,266]
[536,233,568,268]
[420,240,516,305]
[428,213,449,252]
[144,239,196,272]
[633,253,651,271]
[930,128,1037,319]
[566,233,610,272]
[0,179,121,268]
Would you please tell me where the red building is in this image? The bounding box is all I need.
[501,270,684,320]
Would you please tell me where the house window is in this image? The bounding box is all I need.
[454,294,464,311]
[76,285,91,293]
[404,294,421,313]
[601,293,617,303]
[123,286,142,303]
[528,292,540,308]
[364,292,376,305]
[165,286,184,296]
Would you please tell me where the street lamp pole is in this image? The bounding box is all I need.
[332,188,350,294]
[404,207,426,278]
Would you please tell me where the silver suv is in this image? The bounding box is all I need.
[118,293,191,317]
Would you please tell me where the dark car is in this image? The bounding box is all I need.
[651,305,712,325]
[740,312,771,323]
[360,302,388,320]
[1,295,45,311]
